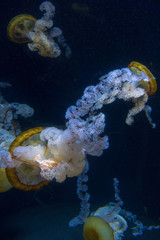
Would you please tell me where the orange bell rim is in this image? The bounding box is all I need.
[6,127,50,191]
[128,61,157,95]
[7,14,36,43]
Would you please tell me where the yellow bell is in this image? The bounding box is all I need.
[0,168,13,192]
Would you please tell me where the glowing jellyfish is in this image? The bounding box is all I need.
[6,127,50,191]
[7,14,36,43]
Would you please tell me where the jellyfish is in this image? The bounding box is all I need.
[0,62,157,191]
[7,1,71,58]
[83,178,160,240]
[127,61,157,127]
[85,205,128,240]
[82,178,126,240]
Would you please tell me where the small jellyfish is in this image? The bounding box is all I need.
[83,203,128,240]
[7,1,71,58]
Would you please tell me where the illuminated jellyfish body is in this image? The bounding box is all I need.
[0,126,86,191]
[84,205,127,240]
[0,62,157,192]
[83,207,127,240]
[6,127,50,191]
[7,1,71,58]
[0,127,49,192]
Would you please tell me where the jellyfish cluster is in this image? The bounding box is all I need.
[0,1,160,240]
[0,61,157,190]
[0,61,158,239]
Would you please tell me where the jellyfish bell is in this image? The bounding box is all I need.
[84,203,128,240]
[6,127,50,191]
[128,61,157,95]
[83,216,114,240]
[1,125,86,191]
[7,14,36,43]
[0,168,13,192]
